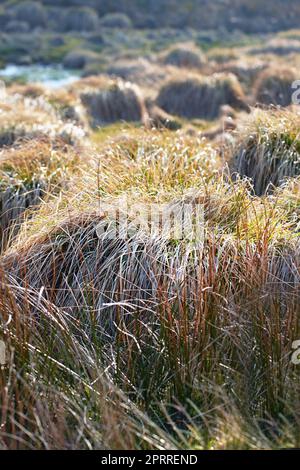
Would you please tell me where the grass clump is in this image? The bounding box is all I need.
[63,49,101,70]
[10,1,47,29]
[231,108,300,195]
[0,91,86,147]
[106,58,172,88]
[0,136,81,252]
[146,102,182,130]
[59,7,99,32]
[0,124,300,449]
[156,73,248,120]
[254,66,298,107]
[99,13,132,29]
[2,170,300,449]
[216,58,267,89]
[80,78,148,127]
[1,20,300,447]
[160,43,206,69]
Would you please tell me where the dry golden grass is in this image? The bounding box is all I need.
[6,83,46,99]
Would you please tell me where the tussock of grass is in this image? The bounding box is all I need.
[0,91,86,147]
[146,102,182,130]
[0,273,176,450]
[1,68,300,449]
[7,82,46,99]
[273,177,300,232]
[160,43,206,69]
[80,78,148,127]
[8,129,219,248]
[106,59,174,88]
[47,89,84,124]
[254,66,298,107]
[89,129,219,197]
[231,108,300,195]
[249,38,300,56]
[156,73,249,120]
[0,136,82,252]
[7,84,86,125]
[2,170,300,448]
[216,59,267,88]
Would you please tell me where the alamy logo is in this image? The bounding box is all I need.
[292,80,300,105]
[0,340,6,365]
[291,340,300,365]
[96,197,204,242]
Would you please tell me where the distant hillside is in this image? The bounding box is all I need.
[0,0,299,34]
[39,0,300,32]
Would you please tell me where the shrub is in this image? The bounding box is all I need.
[157,73,248,119]
[254,66,298,107]
[230,109,300,195]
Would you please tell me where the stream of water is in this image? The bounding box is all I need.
[0,64,81,88]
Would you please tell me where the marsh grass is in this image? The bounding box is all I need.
[156,73,248,120]
[254,66,298,107]
[160,43,206,69]
[0,91,86,147]
[80,79,148,127]
[231,109,300,195]
[0,91,300,450]
[1,191,300,449]
[0,136,82,252]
